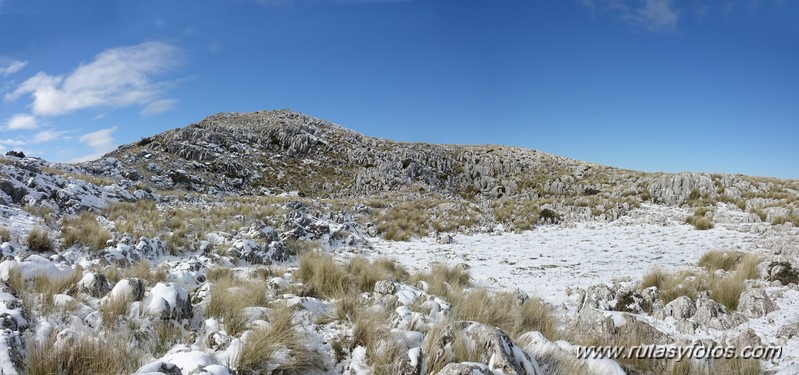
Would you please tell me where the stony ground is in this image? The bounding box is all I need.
[2,110,799,375]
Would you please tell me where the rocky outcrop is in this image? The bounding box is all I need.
[424,321,540,375]
[737,288,777,318]
[647,172,716,205]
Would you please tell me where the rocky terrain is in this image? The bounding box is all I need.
[0,109,798,375]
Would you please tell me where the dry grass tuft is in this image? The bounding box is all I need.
[27,333,141,375]
[640,251,763,311]
[450,289,557,340]
[61,211,112,251]
[410,263,471,298]
[237,305,322,374]
[100,293,132,328]
[296,252,352,299]
[699,250,745,272]
[0,226,11,243]
[206,274,268,337]
[377,203,430,241]
[26,227,54,252]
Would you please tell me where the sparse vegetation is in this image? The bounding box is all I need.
[699,250,745,272]
[26,227,54,252]
[27,334,141,375]
[236,305,322,374]
[685,207,714,230]
[61,211,113,251]
[451,288,557,340]
[640,251,762,310]
[23,205,57,225]
[205,273,269,337]
[409,263,471,299]
[0,226,11,243]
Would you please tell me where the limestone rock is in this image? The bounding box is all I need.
[435,363,494,375]
[374,280,396,295]
[654,296,696,320]
[737,288,777,318]
[77,272,111,298]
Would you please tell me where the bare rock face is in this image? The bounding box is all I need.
[737,288,777,318]
[654,296,696,320]
[425,321,540,375]
[692,297,746,330]
[571,307,670,347]
[434,363,494,375]
[647,172,717,205]
[374,280,396,295]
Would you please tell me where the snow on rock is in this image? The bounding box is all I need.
[434,362,495,375]
[160,345,221,375]
[737,288,778,319]
[77,271,111,297]
[0,329,24,375]
[425,321,540,375]
[143,282,193,321]
[519,332,625,375]
[0,256,73,282]
[107,277,146,302]
[134,360,184,375]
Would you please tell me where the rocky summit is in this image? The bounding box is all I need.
[0,109,798,375]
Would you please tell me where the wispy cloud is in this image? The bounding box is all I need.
[580,0,680,32]
[5,41,181,117]
[4,113,38,130]
[141,99,178,116]
[32,129,69,143]
[0,58,27,76]
[71,126,118,162]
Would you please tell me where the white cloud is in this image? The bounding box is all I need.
[0,59,27,76]
[0,138,27,147]
[4,113,38,130]
[71,126,117,162]
[32,130,69,144]
[636,0,679,31]
[141,99,178,116]
[580,0,680,32]
[5,41,180,117]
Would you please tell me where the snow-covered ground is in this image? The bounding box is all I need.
[358,203,799,372]
[369,204,764,306]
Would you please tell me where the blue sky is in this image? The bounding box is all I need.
[0,0,797,179]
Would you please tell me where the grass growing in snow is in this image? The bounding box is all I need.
[236,305,322,374]
[640,251,762,310]
[409,263,471,299]
[26,227,54,252]
[27,334,141,375]
[450,288,557,340]
[0,226,11,242]
[296,252,409,299]
[61,211,112,251]
[205,273,269,337]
